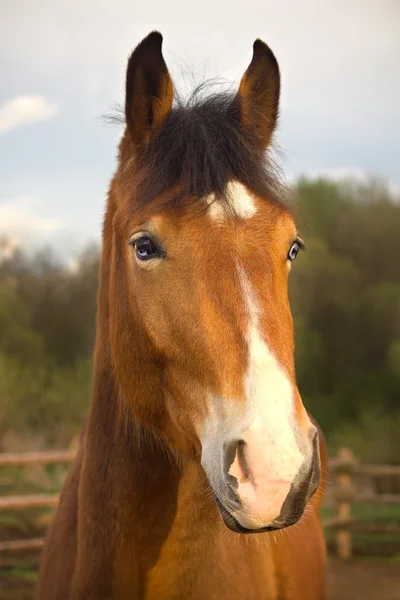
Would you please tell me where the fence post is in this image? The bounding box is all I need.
[335,447,354,560]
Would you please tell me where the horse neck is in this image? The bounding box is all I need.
[84,334,217,579]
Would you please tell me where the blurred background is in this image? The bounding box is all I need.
[0,1,399,598]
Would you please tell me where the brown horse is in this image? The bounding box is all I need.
[37,32,327,600]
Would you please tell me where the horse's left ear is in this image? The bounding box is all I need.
[236,39,280,151]
[125,31,173,149]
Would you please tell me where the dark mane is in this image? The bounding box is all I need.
[119,86,287,212]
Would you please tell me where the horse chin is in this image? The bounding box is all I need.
[212,493,279,535]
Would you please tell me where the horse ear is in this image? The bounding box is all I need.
[125,31,173,149]
[236,39,280,151]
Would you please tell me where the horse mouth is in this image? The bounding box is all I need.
[212,493,280,534]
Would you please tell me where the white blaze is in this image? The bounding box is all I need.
[207,181,257,221]
[227,181,257,218]
[238,266,304,483]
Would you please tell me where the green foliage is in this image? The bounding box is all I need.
[0,242,99,366]
[0,244,97,447]
[291,178,400,458]
[388,340,400,377]
[0,285,44,363]
[0,352,91,446]
[328,408,400,464]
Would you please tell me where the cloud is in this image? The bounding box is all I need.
[0,96,59,134]
[0,195,64,236]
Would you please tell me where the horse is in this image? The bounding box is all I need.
[37,31,327,600]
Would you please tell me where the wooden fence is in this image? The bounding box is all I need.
[324,447,400,559]
[0,450,74,553]
[1,447,400,558]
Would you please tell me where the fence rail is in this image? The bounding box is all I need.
[1,446,399,558]
[0,450,75,467]
[0,493,59,511]
[326,447,400,559]
[0,537,45,553]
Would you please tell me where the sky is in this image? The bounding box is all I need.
[0,0,399,259]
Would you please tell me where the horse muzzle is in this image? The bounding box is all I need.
[203,427,321,533]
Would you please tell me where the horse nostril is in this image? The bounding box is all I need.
[223,439,246,498]
[307,435,321,500]
[312,428,319,446]
[236,440,252,483]
[223,440,239,479]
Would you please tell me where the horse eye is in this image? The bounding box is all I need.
[288,241,300,262]
[132,236,161,261]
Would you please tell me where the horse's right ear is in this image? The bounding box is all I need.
[125,32,173,150]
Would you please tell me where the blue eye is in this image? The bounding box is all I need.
[288,241,300,261]
[132,236,162,261]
